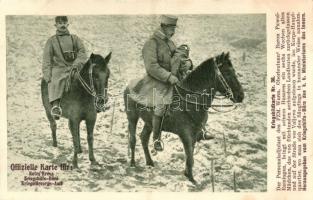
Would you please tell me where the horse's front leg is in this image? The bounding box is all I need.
[86,115,97,165]
[180,132,197,184]
[77,126,83,153]
[140,124,154,166]
[69,119,81,168]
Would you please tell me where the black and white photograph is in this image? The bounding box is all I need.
[6,14,267,192]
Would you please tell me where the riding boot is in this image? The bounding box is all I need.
[152,115,163,151]
[51,99,61,120]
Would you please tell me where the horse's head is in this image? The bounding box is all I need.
[214,52,244,103]
[88,52,112,111]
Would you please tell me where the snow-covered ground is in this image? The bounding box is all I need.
[6,15,266,192]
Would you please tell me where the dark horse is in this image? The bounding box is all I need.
[124,52,244,184]
[41,52,112,168]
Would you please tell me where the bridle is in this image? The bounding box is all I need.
[76,60,108,111]
[174,57,235,109]
[171,57,239,141]
[174,84,213,107]
[213,59,234,100]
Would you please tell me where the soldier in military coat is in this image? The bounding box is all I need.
[42,16,87,120]
[129,15,180,151]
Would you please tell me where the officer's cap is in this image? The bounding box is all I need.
[160,15,178,27]
[55,16,68,23]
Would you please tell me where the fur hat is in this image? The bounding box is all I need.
[160,15,178,26]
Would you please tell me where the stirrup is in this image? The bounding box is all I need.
[153,139,164,151]
[51,105,62,118]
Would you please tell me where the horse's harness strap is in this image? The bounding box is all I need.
[174,85,212,107]
[174,58,234,106]
[175,83,206,96]
[173,57,237,128]
[76,62,97,97]
[213,59,234,99]
[88,63,96,94]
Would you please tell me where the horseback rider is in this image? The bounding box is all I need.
[128,15,214,152]
[42,16,87,120]
[128,15,179,151]
[145,15,180,151]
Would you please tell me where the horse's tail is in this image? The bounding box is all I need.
[123,86,131,113]
[41,79,54,122]
[123,86,139,119]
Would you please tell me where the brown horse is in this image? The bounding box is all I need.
[124,52,244,184]
[41,52,111,168]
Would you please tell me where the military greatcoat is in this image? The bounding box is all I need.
[42,30,87,103]
[129,29,176,107]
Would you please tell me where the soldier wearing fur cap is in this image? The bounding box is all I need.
[129,15,180,151]
[42,16,87,120]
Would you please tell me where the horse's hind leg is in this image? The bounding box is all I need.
[47,112,57,147]
[69,119,81,168]
[128,116,138,167]
[86,117,97,165]
[124,87,139,167]
[180,132,197,184]
[77,127,82,154]
[140,124,154,166]
[41,79,57,147]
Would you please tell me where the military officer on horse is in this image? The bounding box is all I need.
[129,15,206,152]
[128,15,179,151]
[42,16,87,120]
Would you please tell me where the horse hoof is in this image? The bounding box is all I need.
[130,161,136,168]
[184,170,188,177]
[52,142,57,147]
[91,160,99,165]
[146,161,154,167]
[73,162,78,169]
[147,163,154,167]
[190,179,198,186]
[184,171,197,185]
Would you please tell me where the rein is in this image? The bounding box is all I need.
[77,63,97,97]
[74,60,107,111]
[174,83,238,113]
[170,57,239,141]
[213,59,234,100]
[210,59,238,112]
[174,84,213,107]
[174,58,235,108]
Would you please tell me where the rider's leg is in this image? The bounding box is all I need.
[152,105,166,151]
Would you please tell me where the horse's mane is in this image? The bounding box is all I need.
[182,57,216,91]
[80,54,108,75]
[82,54,107,69]
[91,54,107,66]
